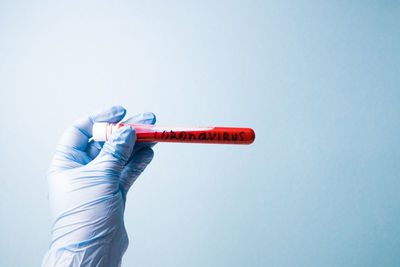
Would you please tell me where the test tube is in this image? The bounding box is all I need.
[93,123,255,145]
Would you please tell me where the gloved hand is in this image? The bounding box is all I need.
[42,106,156,267]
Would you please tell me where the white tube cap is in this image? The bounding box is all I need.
[92,122,108,141]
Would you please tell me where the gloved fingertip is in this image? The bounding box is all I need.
[89,105,127,125]
[142,112,156,124]
[103,106,126,122]
[122,111,156,125]
[110,105,127,117]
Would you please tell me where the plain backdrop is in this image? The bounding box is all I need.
[1,0,399,266]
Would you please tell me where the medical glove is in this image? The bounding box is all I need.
[42,106,156,267]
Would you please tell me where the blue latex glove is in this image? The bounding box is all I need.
[42,106,156,267]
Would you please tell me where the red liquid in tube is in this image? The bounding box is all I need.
[93,123,255,145]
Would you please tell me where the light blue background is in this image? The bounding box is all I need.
[1,1,399,266]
